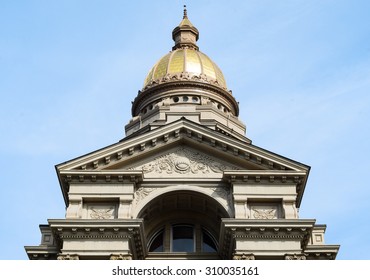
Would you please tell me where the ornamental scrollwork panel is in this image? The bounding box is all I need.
[136,147,239,176]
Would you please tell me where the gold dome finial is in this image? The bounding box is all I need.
[172,5,199,50]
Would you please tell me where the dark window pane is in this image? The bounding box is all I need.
[202,230,217,252]
[149,230,164,252]
[172,225,194,252]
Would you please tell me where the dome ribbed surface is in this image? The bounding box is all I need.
[143,48,227,90]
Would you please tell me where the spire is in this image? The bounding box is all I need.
[172,5,199,50]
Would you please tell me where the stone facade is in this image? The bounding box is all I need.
[25,8,339,260]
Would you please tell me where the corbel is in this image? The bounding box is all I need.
[222,143,227,151]
[210,139,216,146]
[140,143,146,151]
[93,161,99,169]
[151,138,157,147]
[130,175,137,183]
[117,151,123,160]
[256,157,262,164]
[174,129,180,138]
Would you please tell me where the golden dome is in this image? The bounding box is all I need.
[143,48,227,90]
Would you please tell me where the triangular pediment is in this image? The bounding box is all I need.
[57,118,309,174]
[56,119,310,205]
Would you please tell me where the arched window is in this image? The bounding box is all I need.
[148,229,164,252]
[148,224,217,253]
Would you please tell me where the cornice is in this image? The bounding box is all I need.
[48,219,143,241]
[221,218,316,227]
[219,219,315,259]
[48,219,146,259]
[223,170,307,198]
[221,219,315,243]
[59,170,143,183]
[304,245,340,260]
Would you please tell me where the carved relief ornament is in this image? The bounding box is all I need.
[89,207,115,220]
[138,147,238,176]
[134,187,156,204]
[57,254,79,260]
[285,254,307,260]
[110,254,133,260]
[233,253,255,260]
[143,71,227,91]
[252,208,277,220]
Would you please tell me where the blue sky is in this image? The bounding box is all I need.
[1,0,369,260]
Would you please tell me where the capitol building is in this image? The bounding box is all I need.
[25,8,339,260]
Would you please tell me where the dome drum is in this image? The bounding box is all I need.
[132,81,239,118]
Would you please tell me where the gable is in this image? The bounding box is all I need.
[56,119,310,205]
[56,118,309,173]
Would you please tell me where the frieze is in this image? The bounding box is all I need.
[233,234,305,239]
[59,234,133,239]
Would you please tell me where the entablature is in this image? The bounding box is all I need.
[219,219,316,259]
